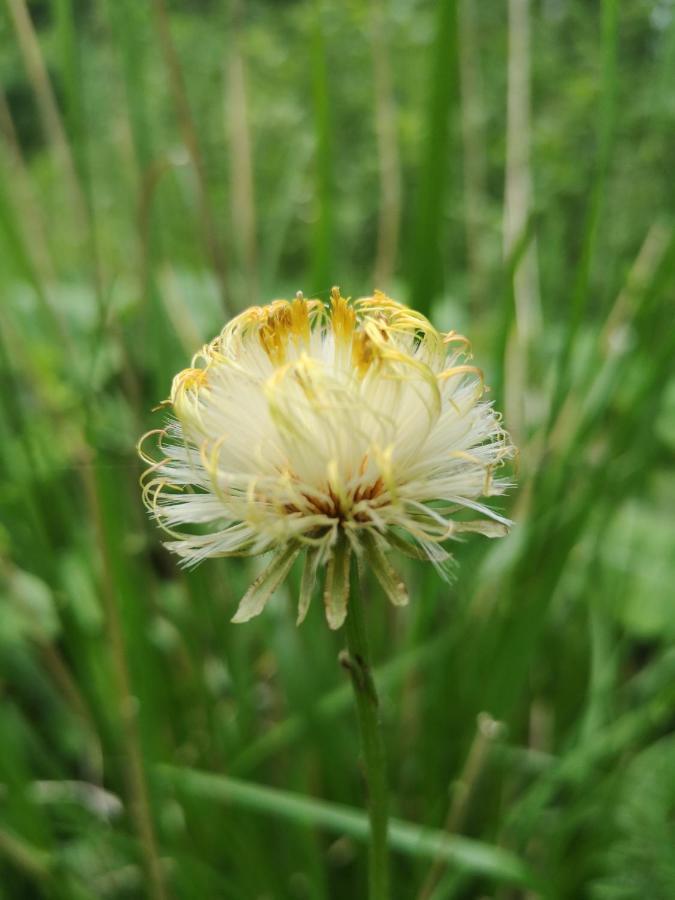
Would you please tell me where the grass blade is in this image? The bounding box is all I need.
[160,765,538,888]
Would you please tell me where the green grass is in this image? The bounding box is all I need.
[1,1,674,898]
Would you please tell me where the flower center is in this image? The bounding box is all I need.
[284,475,386,524]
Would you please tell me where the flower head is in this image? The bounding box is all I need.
[140,289,515,629]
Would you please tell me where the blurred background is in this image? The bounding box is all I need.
[1,0,674,897]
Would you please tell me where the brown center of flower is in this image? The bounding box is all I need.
[283,475,386,524]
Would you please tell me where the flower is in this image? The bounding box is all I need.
[139,288,515,629]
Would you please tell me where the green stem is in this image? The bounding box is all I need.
[343,568,390,900]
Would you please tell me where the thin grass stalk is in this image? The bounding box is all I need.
[310,0,333,292]
[6,0,110,333]
[504,0,541,340]
[81,459,169,900]
[567,0,619,338]
[37,642,103,779]
[489,218,533,411]
[600,221,671,353]
[52,0,86,182]
[104,0,166,362]
[158,265,207,354]
[517,235,672,576]
[416,713,504,900]
[544,0,619,432]
[104,0,154,172]
[138,157,173,300]
[468,238,674,716]
[457,0,488,314]
[581,554,617,743]
[503,0,541,444]
[0,828,51,883]
[0,89,73,351]
[225,0,258,306]
[107,0,183,394]
[410,0,458,316]
[507,652,675,845]
[0,87,56,283]
[0,828,98,899]
[150,0,231,314]
[371,0,401,290]
[5,0,89,232]
[259,138,313,290]
[50,0,116,326]
[0,319,67,565]
[341,565,389,900]
[547,223,671,471]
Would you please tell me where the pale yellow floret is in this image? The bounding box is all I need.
[356,291,444,352]
[289,292,312,344]
[330,285,357,347]
[351,331,381,377]
[171,367,209,409]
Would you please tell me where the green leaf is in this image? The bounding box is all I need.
[159,765,538,888]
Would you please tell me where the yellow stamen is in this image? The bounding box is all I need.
[351,330,381,377]
[290,292,312,344]
[171,367,209,401]
[437,364,484,387]
[330,286,355,346]
[259,303,293,365]
[443,330,471,352]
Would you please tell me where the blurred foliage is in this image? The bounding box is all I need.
[0,0,674,898]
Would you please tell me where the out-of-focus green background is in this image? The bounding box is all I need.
[1,0,674,897]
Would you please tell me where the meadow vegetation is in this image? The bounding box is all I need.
[1,0,674,897]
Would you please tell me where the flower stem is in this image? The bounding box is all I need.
[343,567,390,900]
